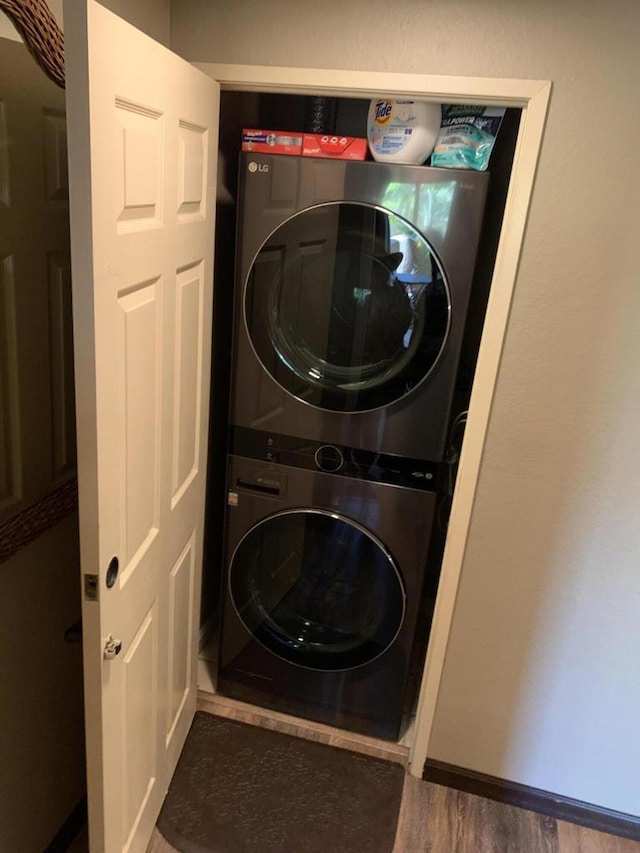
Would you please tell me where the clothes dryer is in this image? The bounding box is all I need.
[231,153,488,463]
[217,450,437,740]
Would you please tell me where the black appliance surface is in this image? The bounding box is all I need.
[217,455,437,740]
[230,425,442,491]
[231,153,488,462]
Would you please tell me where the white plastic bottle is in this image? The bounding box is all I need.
[367,99,442,165]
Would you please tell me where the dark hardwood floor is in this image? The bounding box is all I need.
[65,698,640,852]
[145,778,640,852]
[394,775,640,852]
[67,779,640,852]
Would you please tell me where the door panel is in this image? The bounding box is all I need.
[172,262,204,504]
[64,3,218,851]
[119,278,161,570]
[115,99,163,231]
[167,536,196,741]
[122,604,157,847]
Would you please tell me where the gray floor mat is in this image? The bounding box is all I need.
[157,711,404,853]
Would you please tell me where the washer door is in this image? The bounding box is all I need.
[228,509,406,671]
[244,202,450,412]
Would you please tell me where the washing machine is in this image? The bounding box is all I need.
[217,448,438,741]
[230,152,489,463]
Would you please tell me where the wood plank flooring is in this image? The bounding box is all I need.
[196,690,410,766]
[391,779,640,852]
[71,780,640,853]
[410,781,557,852]
[146,772,640,852]
[556,820,640,853]
[68,699,640,851]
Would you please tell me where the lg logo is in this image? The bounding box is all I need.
[248,161,269,173]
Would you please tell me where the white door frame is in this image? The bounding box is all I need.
[196,62,551,777]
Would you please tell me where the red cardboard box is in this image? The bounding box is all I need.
[242,128,302,156]
[302,134,368,160]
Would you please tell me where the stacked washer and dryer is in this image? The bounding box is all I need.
[216,152,488,740]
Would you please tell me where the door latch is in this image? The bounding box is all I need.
[103,635,122,660]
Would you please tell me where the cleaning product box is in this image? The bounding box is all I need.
[302,134,368,160]
[242,129,303,155]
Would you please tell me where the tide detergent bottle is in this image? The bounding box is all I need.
[367,99,441,164]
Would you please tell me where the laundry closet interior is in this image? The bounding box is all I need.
[197,86,520,748]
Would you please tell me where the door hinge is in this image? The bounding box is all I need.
[84,574,98,601]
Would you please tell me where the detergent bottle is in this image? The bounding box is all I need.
[367,99,441,164]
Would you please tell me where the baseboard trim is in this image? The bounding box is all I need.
[422,758,640,842]
[44,795,87,853]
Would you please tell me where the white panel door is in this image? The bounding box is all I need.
[64,3,218,851]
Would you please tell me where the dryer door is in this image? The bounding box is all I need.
[228,508,406,671]
[244,202,450,412]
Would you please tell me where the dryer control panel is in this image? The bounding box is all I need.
[230,426,441,492]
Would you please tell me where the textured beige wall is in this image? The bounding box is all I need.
[0,13,19,40]
[0,514,85,851]
[97,0,170,45]
[1,2,169,44]
[28,0,171,44]
[171,0,640,814]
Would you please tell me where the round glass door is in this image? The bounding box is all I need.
[228,509,406,671]
[244,202,450,412]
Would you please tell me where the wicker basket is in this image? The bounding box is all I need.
[0,0,65,87]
